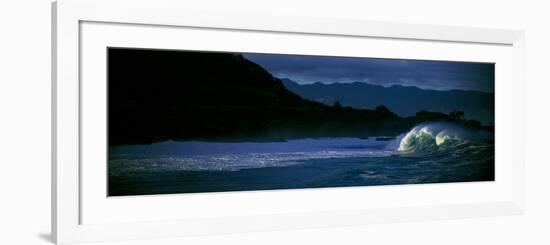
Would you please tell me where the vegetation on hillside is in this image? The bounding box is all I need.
[108,48,491,145]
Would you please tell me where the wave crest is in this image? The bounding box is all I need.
[397,123,486,153]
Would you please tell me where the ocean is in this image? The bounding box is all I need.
[108,123,494,196]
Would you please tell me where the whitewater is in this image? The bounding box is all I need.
[397,122,493,154]
[109,123,495,196]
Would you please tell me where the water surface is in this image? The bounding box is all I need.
[109,123,494,196]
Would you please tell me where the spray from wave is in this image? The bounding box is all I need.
[396,122,492,154]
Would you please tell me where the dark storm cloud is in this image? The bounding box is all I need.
[243,53,494,93]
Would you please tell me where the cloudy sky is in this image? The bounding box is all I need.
[244,53,494,93]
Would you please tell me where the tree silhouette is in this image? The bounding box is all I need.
[449,110,465,121]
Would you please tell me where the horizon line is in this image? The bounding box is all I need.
[279,77,494,94]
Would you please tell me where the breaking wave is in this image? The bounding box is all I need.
[108,126,493,177]
[396,122,491,154]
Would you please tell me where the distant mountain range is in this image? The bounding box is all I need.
[108,49,476,145]
[281,79,494,124]
[108,49,491,145]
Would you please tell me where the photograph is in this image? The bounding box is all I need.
[108,48,495,196]
[1,0,540,243]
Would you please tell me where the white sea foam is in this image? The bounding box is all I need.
[396,122,489,153]
[109,138,393,175]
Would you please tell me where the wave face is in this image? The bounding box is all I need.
[397,122,492,154]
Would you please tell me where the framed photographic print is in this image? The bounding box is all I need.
[52,0,525,244]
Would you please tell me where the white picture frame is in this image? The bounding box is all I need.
[52,0,525,244]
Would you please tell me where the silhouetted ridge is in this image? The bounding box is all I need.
[109,49,485,145]
[281,79,494,124]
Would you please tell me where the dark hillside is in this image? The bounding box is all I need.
[108,48,481,145]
